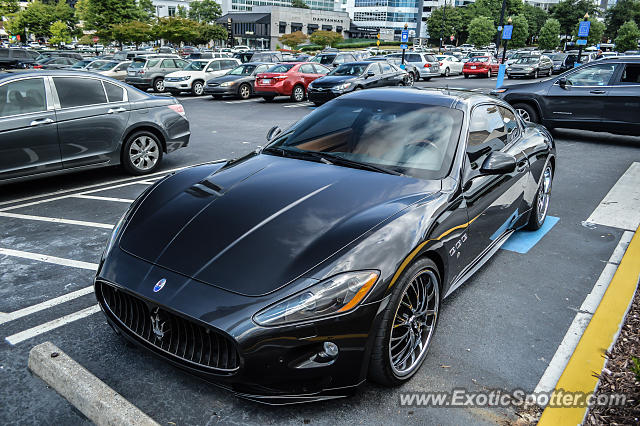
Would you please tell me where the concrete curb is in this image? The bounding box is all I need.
[28,341,159,426]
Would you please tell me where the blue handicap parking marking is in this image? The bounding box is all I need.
[501,216,560,254]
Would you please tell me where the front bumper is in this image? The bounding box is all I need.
[165,80,193,92]
[204,84,238,96]
[95,248,380,404]
[307,88,346,104]
[507,69,535,77]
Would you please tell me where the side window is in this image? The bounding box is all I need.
[299,64,315,74]
[370,63,382,75]
[380,63,392,73]
[566,64,616,86]
[498,106,519,139]
[13,50,26,59]
[254,65,269,74]
[467,105,508,163]
[175,60,187,68]
[0,78,47,117]
[207,61,221,71]
[103,81,124,102]
[618,64,640,84]
[222,60,236,69]
[53,77,107,108]
[407,54,421,62]
[334,55,345,64]
[116,63,129,71]
[161,59,176,68]
[146,59,160,68]
[313,64,329,74]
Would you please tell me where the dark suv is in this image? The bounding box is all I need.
[0,71,190,183]
[311,52,357,67]
[0,48,40,69]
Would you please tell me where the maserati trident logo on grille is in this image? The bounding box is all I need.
[153,278,167,292]
[150,308,169,340]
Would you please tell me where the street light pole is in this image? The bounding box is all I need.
[441,0,446,52]
[495,0,507,56]
[576,13,589,66]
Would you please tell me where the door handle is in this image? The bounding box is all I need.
[107,107,127,114]
[590,90,606,94]
[517,159,528,171]
[30,118,54,126]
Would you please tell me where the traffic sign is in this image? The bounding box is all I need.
[502,25,513,40]
[400,43,408,50]
[578,21,591,38]
[576,39,587,45]
[376,40,380,46]
[92,36,99,43]
[450,35,455,41]
[401,30,409,43]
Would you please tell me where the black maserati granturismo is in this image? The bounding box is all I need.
[95,88,556,404]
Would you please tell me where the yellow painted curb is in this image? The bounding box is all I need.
[538,227,640,425]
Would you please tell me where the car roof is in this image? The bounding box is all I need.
[0,69,133,82]
[337,87,498,110]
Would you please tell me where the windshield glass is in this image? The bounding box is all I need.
[228,64,256,75]
[97,61,119,70]
[515,57,538,64]
[266,63,295,73]
[266,100,462,179]
[311,55,336,65]
[71,60,89,68]
[552,53,567,61]
[87,60,110,70]
[512,52,529,59]
[469,57,489,62]
[436,55,448,60]
[183,60,208,71]
[329,64,367,76]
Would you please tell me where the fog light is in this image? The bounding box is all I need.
[318,341,339,360]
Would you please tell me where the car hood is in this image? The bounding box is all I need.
[165,70,199,78]
[207,74,248,84]
[119,154,439,296]
[311,75,358,87]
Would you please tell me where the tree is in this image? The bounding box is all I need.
[188,0,221,23]
[425,5,463,44]
[110,20,153,47]
[177,5,188,18]
[76,0,154,33]
[615,20,640,51]
[508,14,529,47]
[467,0,524,27]
[538,18,561,50]
[0,0,20,15]
[291,0,310,9]
[467,16,495,47]
[572,17,604,46]
[193,23,227,45]
[49,20,71,46]
[279,31,308,50]
[604,0,640,40]
[550,0,598,39]
[522,3,548,43]
[309,30,343,47]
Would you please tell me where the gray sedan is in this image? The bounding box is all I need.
[0,71,190,184]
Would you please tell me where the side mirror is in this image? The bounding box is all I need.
[558,77,567,89]
[366,71,375,78]
[266,125,281,141]
[480,151,517,175]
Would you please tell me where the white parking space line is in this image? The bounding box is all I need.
[0,248,99,270]
[0,212,113,229]
[5,305,101,345]
[533,230,635,397]
[224,99,260,104]
[284,102,313,108]
[0,286,94,326]
[71,194,135,203]
[585,162,640,231]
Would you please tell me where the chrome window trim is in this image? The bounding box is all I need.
[0,76,51,118]
[50,75,122,110]
[101,79,128,103]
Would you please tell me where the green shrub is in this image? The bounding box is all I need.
[632,356,640,381]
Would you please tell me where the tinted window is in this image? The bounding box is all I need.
[299,64,315,73]
[0,78,47,117]
[498,106,519,138]
[380,63,392,73]
[13,50,26,59]
[0,49,9,58]
[467,104,507,163]
[618,64,640,84]
[54,77,107,108]
[103,81,124,102]
[566,64,616,86]
[222,60,236,69]
[406,54,422,62]
[267,64,295,73]
[424,55,437,62]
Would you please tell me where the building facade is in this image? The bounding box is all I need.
[217,6,350,49]
[153,0,194,17]
[220,0,336,14]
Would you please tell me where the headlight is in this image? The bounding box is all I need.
[333,82,352,91]
[220,81,236,87]
[254,271,379,326]
[172,76,190,81]
[525,67,534,71]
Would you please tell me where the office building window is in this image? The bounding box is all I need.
[279,22,286,33]
[168,6,176,16]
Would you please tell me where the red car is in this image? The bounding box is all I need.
[255,62,330,102]
[463,56,500,78]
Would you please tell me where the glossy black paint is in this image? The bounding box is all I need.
[96,88,555,404]
[0,70,190,184]
[496,57,640,135]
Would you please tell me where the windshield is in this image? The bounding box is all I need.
[71,60,89,68]
[228,64,256,75]
[469,57,489,62]
[87,60,110,70]
[36,57,55,65]
[512,52,530,59]
[183,60,208,71]
[265,100,462,179]
[329,64,367,76]
[515,57,538,64]
[97,61,119,71]
[266,64,295,73]
[436,56,448,61]
[552,53,567,61]
[311,55,336,65]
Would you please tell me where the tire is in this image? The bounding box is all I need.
[211,95,223,100]
[487,69,492,78]
[422,77,431,81]
[444,67,450,77]
[369,257,441,387]
[547,68,553,77]
[513,103,539,124]
[191,80,204,96]
[533,70,539,79]
[290,84,305,102]
[464,74,469,79]
[238,83,251,100]
[153,78,165,93]
[121,131,163,175]
[525,164,553,230]
[262,96,275,102]
[406,73,414,86]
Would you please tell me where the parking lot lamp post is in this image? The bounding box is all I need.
[576,13,589,66]
[495,0,507,56]
[441,0,446,52]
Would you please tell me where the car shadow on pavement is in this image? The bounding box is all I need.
[550,129,640,147]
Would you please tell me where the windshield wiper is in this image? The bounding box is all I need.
[310,152,403,176]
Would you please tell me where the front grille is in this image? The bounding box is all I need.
[96,281,239,372]
[207,82,220,87]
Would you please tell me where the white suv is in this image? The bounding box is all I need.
[164,58,240,96]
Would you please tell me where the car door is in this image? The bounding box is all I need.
[0,76,61,180]
[298,64,317,87]
[52,76,131,168]
[205,60,224,78]
[378,62,395,86]
[112,62,130,80]
[542,63,617,129]
[311,64,330,80]
[602,62,640,134]
[460,103,529,266]
[364,63,383,88]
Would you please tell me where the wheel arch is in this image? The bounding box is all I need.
[121,125,168,157]
[507,97,543,121]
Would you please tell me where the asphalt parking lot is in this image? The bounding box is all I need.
[1,76,640,425]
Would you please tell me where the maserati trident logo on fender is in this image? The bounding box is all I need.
[150,308,169,340]
[153,278,167,292]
